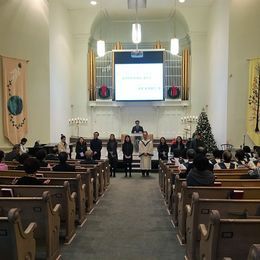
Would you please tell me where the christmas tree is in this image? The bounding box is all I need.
[196,110,218,152]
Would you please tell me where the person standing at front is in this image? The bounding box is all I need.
[122,135,133,177]
[107,134,118,177]
[139,131,153,177]
[90,132,102,160]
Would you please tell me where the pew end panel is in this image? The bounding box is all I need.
[0,208,37,260]
[199,210,260,260]
[0,191,61,260]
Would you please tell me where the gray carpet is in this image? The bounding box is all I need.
[61,173,185,260]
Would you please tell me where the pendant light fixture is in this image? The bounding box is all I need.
[170,0,179,55]
[132,0,141,44]
[97,0,105,57]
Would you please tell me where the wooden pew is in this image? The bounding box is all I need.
[171,172,254,225]
[0,169,94,213]
[80,164,104,198]
[199,210,260,260]
[0,208,36,260]
[177,185,260,244]
[0,191,61,260]
[0,181,76,243]
[0,175,86,224]
[216,179,260,187]
[185,192,260,260]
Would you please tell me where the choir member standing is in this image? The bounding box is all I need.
[139,131,153,177]
[171,136,185,157]
[107,134,118,177]
[76,137,87,160]
[90,132,102,160]
[122,135,133,177]
[57,135,70,155]
[157,137,169,161]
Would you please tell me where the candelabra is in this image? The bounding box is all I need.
[68,117,88,137]
[180,115,198,139]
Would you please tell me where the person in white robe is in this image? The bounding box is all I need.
[139,131,153,177]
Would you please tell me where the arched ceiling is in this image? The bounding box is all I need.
[61,0,214,19]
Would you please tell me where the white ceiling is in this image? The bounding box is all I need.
[62,0,214,19]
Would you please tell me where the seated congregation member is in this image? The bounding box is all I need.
[107,134,118,177]
[90,131,102,160]
[170,136,185,157]
[0,150,8,171]
[80,150,97,164]
[52,152,75,172]
[19,137,28,154]
[57,134,70,155]
[16,153,30,170]
[122,135,133,178]
[45,145,59,161]
[76,137,87,160]
[5,144,20,162]
[157,137,169,161]
[210,149,223,166]
[235,149,247,167]
[248,160,260,178]
[35,149,50,168]
[16,158,50,185]
[139,131,153,177]
[243,145,253,162]
[187,154,215,186]
[179,149,196,178]
[214,150,236,169]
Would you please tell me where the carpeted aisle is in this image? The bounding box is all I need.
[61,173,185,259]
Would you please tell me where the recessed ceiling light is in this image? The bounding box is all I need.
[90,1,97,6]
[179,0,186,3]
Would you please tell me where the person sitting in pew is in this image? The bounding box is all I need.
[210,149,223,166]
[16,153,30,170]
[0,150,8,171]
[35,149,51,168]
[179,149,196,178]
[45,145,59,161]
[235,149,247,167]
[214,150,236,169]
[243,145,253,162]
[15,158,50,185]
[4,144,20,162]
[52,152,75,172]
[248,161,260,178]
[80,150,97,165]
[187,154,215,186]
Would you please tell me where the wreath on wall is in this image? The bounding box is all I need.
[98,84,110,99]
[167,85,180,99]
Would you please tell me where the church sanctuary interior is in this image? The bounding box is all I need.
[0,0,260,259]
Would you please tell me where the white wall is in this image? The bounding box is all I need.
[0,0,50,148]
[49,0,73,142]
[228,0,260,147]
[207,0,230,147]
[69,5,211,140]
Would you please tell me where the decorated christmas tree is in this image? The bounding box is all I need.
[196,110,218,152]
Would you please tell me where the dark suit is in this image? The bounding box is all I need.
[16,176,44,185]
[131,125,144,133]
[53,163,75,172]
[90,138,102,160]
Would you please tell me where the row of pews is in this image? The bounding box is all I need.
[0,159,110,260]
[159,160,260,260]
